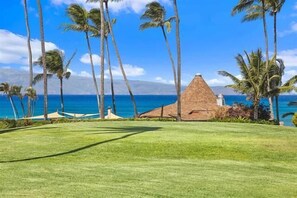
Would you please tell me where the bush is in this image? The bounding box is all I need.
[292,113,297,127]
[215,103,270,121]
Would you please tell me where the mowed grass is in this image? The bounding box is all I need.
[0,121,297,197]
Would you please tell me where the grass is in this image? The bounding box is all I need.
[0,121,297,197]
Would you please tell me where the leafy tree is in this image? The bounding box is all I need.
[12,85,26,117]
[232,0,274,120]
[63,4,101,117]
[33,50,75,113]
[219,49,278,120]
[140,2,177,91]
[88,8,117,114]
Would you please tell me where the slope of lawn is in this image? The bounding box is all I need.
[0,121,297,197]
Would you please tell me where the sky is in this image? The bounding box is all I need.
[1,0,297,87]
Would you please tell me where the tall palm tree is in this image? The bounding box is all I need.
[0,83,18,120]
[25,87,37,116]
[36,0,48,120]
[63,4,101,117]
[232,0,274,120]
[172,0,182,121]
[140,2,177,91]
[268,0,286,123]
[33,50,75,113]
[23,0,33,117]
[88,8,117,114]
[219,49,278,120]
[88,0,138,118]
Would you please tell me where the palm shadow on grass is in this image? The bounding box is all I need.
[0,126,161,163]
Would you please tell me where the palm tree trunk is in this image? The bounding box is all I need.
[59,78,65,113]
[105,37,116,114]
[261,0,274,120]
[100,0,105,119]
[23,0,33,117]
[253,98,260,120]
[161,26,177,92]
[20,99,25,118]
[9,96,17,120]
[173,0,182,122]
[105,2,138,118]
[274,12,280,124]
[85,32,101,117]
[36,0,48,120]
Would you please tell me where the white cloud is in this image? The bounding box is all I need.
[78,71,92,78]
[106,64,145,77]
[278,49,297,67]
[80,53,104,66]
[50,0,170,13]
[155,76,188,86]
[0,29,61,65]
[206,75,241,86]
[279,22,297,37]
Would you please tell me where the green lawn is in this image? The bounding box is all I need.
[0,121,297,197]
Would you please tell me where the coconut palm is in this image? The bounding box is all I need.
[63,4,101,117]
[23,0,33,117]
[0,83,18,120]
[140,2,177,91]
[88,0,138,118]
[36,0,48,120]
[12,86,26,117]
[219,49,278,120]
[232,0,274,120]
[25,87,37,116]
[172,0,182,121]
[33,50,75,113]
[88,8,117,114]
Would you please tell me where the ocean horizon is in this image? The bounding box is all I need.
[1,95,297,126]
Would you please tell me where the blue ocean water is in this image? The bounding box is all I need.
[0,95,296,126]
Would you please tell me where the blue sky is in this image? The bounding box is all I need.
[1,0,297,86]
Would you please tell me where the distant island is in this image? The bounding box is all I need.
[0,68,237,95]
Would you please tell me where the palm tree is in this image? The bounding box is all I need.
[36,0,48,120]
[232,0,274,120]
[268,0,286,123]
[63,4,101,117]
[88,8,117,114]
[25,87,37,116]
[23,0,33,117]
[88,0,138,118]
[12,86,26,117]
[219,49,278,120]
[0,83,18,120]
[140,2,177,91]
[33,50,75,113]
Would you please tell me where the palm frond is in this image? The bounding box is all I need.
[282,112,295,118]
[33,73,54,85]
[140,22,159,30]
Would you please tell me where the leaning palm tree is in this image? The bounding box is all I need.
[0,83,18,120]
[88,0,138,118]
[232,0,274,120]
[23,0,33,117]
[172,0,182,121]
[36,0,48,120]
[219,49,278,120]
[25,87,37,116]
[63,4,101,117]
[88,8,117,114]
[12,86,26,117]
[33,50,75,113]
[140,2,177,91]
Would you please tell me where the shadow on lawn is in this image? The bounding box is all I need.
[0,126,161,163]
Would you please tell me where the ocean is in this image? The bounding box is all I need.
[0,95,296,126]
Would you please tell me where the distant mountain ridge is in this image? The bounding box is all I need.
[0,68,237,95]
